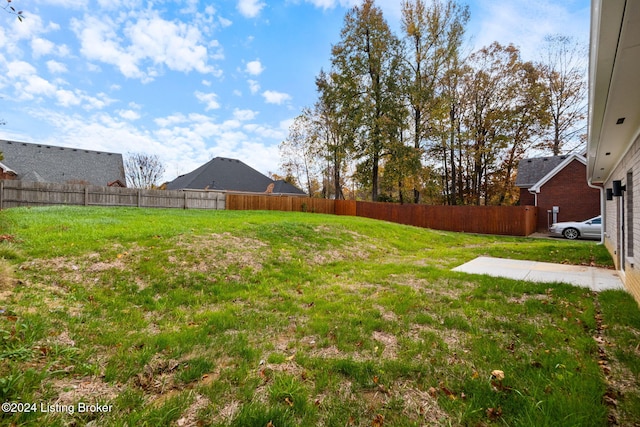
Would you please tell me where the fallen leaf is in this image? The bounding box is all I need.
[372,413,384,427]
[491,370,505,381]
[440,384,456,400]
[284,397,294,407]
[486,407,503,420]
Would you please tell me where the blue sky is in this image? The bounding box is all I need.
[0,0,590,182]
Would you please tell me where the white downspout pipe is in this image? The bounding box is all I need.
[587,175,605,245]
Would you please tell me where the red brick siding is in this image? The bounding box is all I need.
[535,159,601,231]
[0,172,16,180]
[519,188,535,206]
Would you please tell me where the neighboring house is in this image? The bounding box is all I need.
[0,161,17,180]
[0,139,126,187]
[165,157,306,195]
[587,0,640,303]
[516,153,600,231]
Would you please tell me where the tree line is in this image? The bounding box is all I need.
[279,0,586,205]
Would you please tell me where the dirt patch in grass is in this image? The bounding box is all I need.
[40,330,76,347]
[176,394,210,427]
[213,400,241,424]
[394,380,450,425]
[507,293,551,304]
[374,304,398,322]
[0,258,16,290]
[408,323,465,351]
[50,376,122,406]
[172,232,267,273]
[372,331,398,359]
[309,345,365,361]
[134,355,181,394]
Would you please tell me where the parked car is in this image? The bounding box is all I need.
[549,215,602,240]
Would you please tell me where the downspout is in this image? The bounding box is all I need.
[587,175,605,245]
[527,187,539,229]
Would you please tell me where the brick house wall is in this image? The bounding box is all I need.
[533,159,601,231]
[603,135,640,304]
[519,188,535,206]
[0,171,16,180]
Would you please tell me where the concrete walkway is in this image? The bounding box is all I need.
[452,256,625,292]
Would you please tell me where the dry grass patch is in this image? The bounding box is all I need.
[176,394,211,427]
[49,376,122,406]
[0,258,15,290]
[171,232,267,273]
[372,331,398,359]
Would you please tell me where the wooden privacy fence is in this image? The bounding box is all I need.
[0,180,537,236]
[354,201,537,236]
[226,193,335,214]
[227,194,538,236]
[0,180,225,210]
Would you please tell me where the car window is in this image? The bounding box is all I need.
[591,218,601,224]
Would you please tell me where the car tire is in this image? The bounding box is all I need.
[563,228,579,240]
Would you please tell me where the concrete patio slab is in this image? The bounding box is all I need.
[452,256,624,292]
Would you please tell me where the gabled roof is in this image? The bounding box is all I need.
[165,157,306,195]
[515,155,571,188]
[528,154,586,193]
[0,139,125,186]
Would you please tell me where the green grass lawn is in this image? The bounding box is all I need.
[0,206,638,426]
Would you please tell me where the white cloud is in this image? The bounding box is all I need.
[46,60,68,74]
[126,15,213,74]
[219,16,233,27]
[31,38,55,58]
[245,59,265,76]
[237,0,265,18]
[55,89,82,107]
[5,61,56,100]
[473,0,590,60]
[71,12,217,82]
[71,15,143,79]
[248,79,260,94]
[195,91,221,110]
[262,90,292,105]
[38,0,88,8]
[118,109,141,120]
[233,108,258,121]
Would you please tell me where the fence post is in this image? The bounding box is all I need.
[84,186,88,206]
[0,180,3,210]
[184,191,188,209]
[137,190,141,208]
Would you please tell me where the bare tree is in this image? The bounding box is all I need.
[539,35,587,155]
[124,152,166,189]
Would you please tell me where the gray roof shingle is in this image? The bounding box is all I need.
[515,155,568,188]
[0,139,125,186]
[166,157,306,195]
